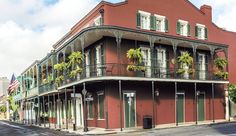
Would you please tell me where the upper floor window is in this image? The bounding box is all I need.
[177,20,190,36]
[195,24,208,40]
[136,10,151,30]
[151,14,168,32]
[94,15,103,26]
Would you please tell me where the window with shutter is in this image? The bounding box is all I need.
[85,51,90,78]
[87,101,93,119]
[177,20,189,36]
[187,24,191,36]
[150,15,156,31]
[98,92,104,119]
[165,18,169,32]
[138,10,151,30]
[196,24,206,40]
[154,14,166,32]
[94,16,102,26]
[205,27,208,40]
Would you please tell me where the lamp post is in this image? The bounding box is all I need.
[82,83,88,132]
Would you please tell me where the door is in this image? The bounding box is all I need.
[124,92,136,128]
[198,93,205,121]
[85,51,90,78]
[96,45,102,76]
[75,96,83,127]
[198,53,206,80]
[141,48,151,77]
[57,100,62,126]
[157,48,167,77]
[176,93,184,123]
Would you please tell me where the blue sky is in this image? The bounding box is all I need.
[0,0,235,79]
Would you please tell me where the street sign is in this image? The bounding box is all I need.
[71,93,81,98]
[85,97,94,101]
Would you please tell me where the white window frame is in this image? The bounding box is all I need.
[157,48,167,77]
[196,23,206,40]
[140,46,151,77]
[97,91,105,120]
[155,14,166,32]
[85,51,90,78]
[96,45,102,76]
[94,15,102,26]
[139,10,151,30]
[198,53,206,80]
[178,20,188,36]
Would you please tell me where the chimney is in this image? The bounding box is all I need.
[200,5,212,21]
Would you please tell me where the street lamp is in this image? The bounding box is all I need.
[82,83,88,132]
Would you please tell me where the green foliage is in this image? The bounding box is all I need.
[55,75,64,87]
[7,95,18,112]
[214,57,228,79]
[127,48,146,72]
[229,84,236,103]
[127,65,146,72]
[127,48,143,64]
[0,105,6,113]
[67,51,83,78]
[214,58,228,70]
[177,52,193,75]
[54,62,67,73]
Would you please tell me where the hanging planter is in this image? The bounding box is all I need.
[54,62,67,87]
[67,51,83,79]
[126,48,146,72]
[214,57,228,80]
[177,51,193,79]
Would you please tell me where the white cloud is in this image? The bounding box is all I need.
[0,0,98,79]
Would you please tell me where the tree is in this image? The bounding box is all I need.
[0,105,7,113]
[7,95,18,112]
[229,84,236,103]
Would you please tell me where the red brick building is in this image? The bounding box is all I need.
[20,0,236,131]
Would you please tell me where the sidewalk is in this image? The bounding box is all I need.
[8,119,236,135]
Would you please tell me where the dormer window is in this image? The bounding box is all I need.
[94,15,103,26]
[150,14,168,32]
[136,10,151,30]
[177,20,190,36]
[195,24,208,40]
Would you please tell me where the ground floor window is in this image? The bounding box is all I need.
[98,92,104,119]
[87,101,93,119]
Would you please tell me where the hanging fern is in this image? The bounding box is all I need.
[67,51,83,78]
[214,57,228,80]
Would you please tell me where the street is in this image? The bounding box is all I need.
[0,120,77,136]
[1,120,236,136]
[112,123,236,136]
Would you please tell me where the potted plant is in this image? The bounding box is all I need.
[126,48,146,72]
[177,51,193,79]
[67,51,83,79]
[214,57,228,80]
[54,62,67,87]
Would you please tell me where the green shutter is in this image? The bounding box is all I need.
[89,101,93,118]
[176,21,180,34]
[187,24,191,36]
[195,25,198,38]
[150,15,156,31]
[99,94,104,119]
[205,27,208,40]
[136,12,141,28]
[101,45,105,75]
[165,18,169,32]
[89,51,92,77]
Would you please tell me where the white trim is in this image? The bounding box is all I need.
[196,23,205,27]
[138,10,151,16]
[58,76,229,90]
[154,14,166,19]
[123,91,137,128]
[97,92,105,119]
[178,19,188,24]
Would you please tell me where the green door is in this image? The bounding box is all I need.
[124,93,136,128]
[177,94,184,123]
[198,93,205,121]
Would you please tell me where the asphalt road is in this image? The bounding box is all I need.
[112,123,236,136]
[0,120,77,136]
[0,120,236,136]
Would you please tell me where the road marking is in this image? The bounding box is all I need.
[0,121,25,129]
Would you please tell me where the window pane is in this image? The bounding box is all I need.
[98,94,104,119]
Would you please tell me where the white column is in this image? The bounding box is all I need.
[225,90,230,120]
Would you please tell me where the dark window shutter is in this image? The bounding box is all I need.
[166,49,169,69]
[176,21,180,34]
[165,18,169,32]
[187,24,191,36]
[150,15,156,31]
[89,50,92,76]
[195,25,198,38]
[99,94,104,119]
[136,12,141,28]
[205,27,208,40]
